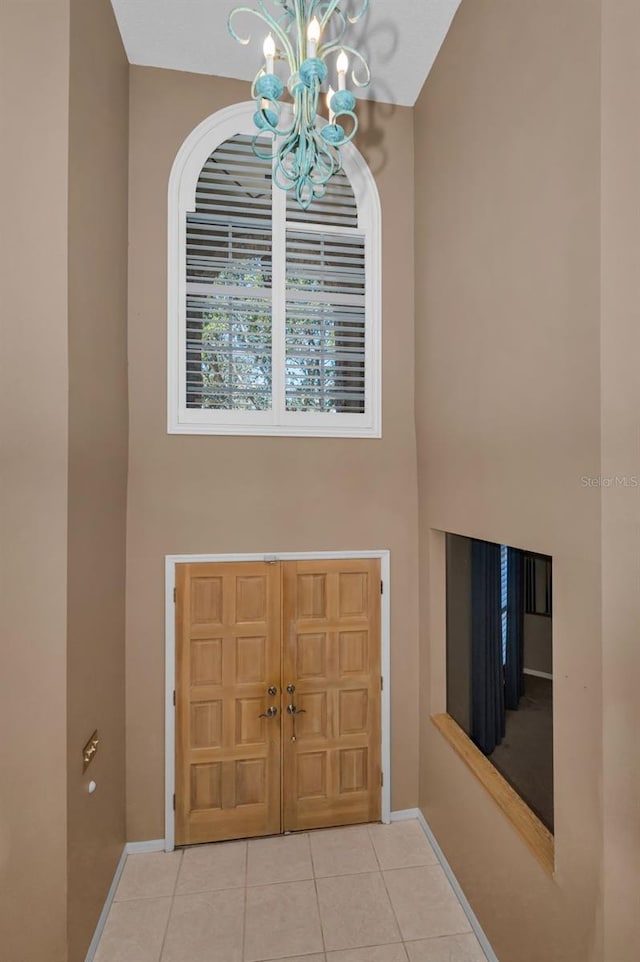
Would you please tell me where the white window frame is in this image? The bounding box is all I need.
[167,101,382,438]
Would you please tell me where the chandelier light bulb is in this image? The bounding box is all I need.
[307,17,321,58]
[337,49,349,86]
[263,33,276,73]
[327,85,336,124]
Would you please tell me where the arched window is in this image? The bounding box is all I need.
[168,102,381,437]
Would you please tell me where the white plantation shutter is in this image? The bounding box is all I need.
[186,135,273,411]
[169,104,381,437]
[285,229,366,412]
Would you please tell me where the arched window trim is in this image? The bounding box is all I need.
[168,101,381,437]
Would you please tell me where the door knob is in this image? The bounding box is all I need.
[267,686,278,696]
[259,706,278,718]
[286,684,295,694]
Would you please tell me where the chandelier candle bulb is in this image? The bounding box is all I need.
[307,17,320,58]
[337,50,349,90]
[263,33,275,74]
[327,85,336,124]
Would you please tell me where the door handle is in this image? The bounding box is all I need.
[267,686,278,696]
[259,706,278,718]
[287,702,305,743]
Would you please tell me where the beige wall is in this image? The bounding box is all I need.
[66,1,129,959]
[127,67,418,840]
[0,2,128,959]
[600,2,640,959]
[415,2,603,961]
[126,68,419,839]
[523,613,552,676]
[0,2,71,960]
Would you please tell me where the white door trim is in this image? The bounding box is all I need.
[164,549,392,851]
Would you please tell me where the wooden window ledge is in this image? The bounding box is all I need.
[431,713,555,876]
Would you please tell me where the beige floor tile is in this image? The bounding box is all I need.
[244,879,324,961]
[115,851,182,901]
[368,820,439,870]
[161,888,245,962]
[94,897,172,962]
[311,825,379,878]
[247,833,313,886]
[384,867,471,942]
[316,871,400,952]
[327,945,408,961]
[176,840,247,895]
[405,934,487,962]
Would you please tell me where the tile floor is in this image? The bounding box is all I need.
[94,819,490,962]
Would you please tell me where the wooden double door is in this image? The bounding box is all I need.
[175,558,382,845]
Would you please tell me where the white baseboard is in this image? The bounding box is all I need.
[85,839,168,960]
[84,845,127,962]
[389,808,421,822]
[126,839,166,855]
[523,668,553,680]
[390,809,499,962]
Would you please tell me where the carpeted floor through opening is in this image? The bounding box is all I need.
[489,673,554,832]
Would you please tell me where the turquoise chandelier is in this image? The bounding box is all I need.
[228,0,371,209]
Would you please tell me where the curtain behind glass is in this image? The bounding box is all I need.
[471,540,505,754]
[505,548,525,710]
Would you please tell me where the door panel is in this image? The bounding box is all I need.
[282,559,382,831]
[175,562,281,845]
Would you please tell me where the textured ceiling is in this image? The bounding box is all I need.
[109,0,461,107]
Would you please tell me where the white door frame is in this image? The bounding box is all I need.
[164,550,392,851]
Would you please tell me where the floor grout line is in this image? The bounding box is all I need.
[308,832,328,960]
[157,848,183,962]
[368,824,408,959]
[112,893,178,904]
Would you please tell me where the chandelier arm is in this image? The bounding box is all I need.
[228,5,296,66]
[293,0,306,61]
[326,43,370,87]
[336,110,359,144]
[318,0,343,31]
[311,137,339,181]
[256,0,298,63]
[347,0,370,25]
[315,6,348,51]
[307,84,319,126]
[252,132,278,162]
[252,96,297,139]
[275,8,295,33]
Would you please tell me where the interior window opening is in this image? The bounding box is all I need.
[446,533,554,832]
